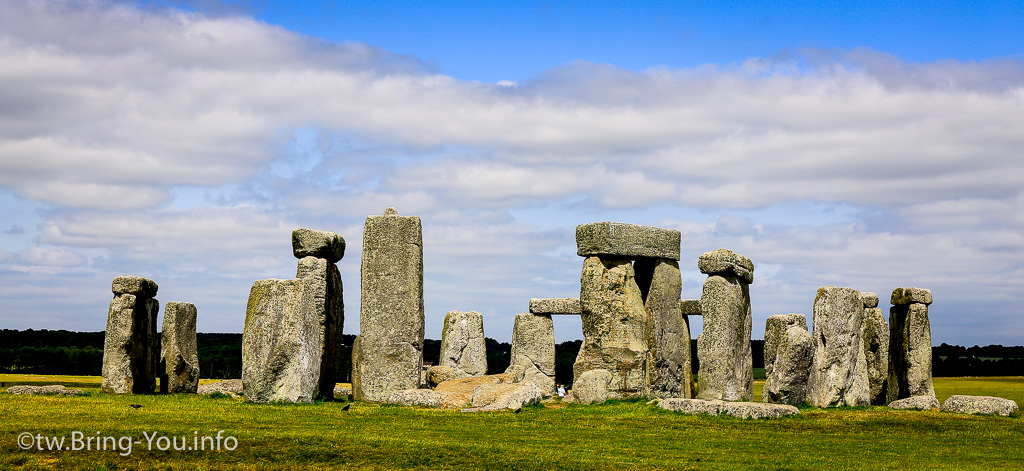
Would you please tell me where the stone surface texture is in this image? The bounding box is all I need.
[197,379,243,397]
[574,257,649,399]
[102,277,160,394]
[160,301,200,394]
[888,395,940,411]
[891,287,933,306]
[528,298,582,315]
[509,312,556,395]
[680,299,701,316]
[427,365,459,388]
[576,222,680,260]
[887,293,935,403]
[6,385,85,396]
[354,208,424,402]
[463,383,544,412]
[439,310,487,378]
[697,273,753,401]
[862,307,889,405]
[386,389,442,407]
[941,395,1018,416]
[861,292,879,308]
[762,314,813,405]
[291,228,346,262]
[571,369,613,405]
[658,398,800,419]
[808,286,869,407]
[697,249,754,284]
[638,258,691,399]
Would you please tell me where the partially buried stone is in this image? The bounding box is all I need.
[658,398,800,419]
[571,369,612,405]
[508,312,556,395]
[888,395,939,411]
[427,365,458,388]
[941,395,1018,416]
[197,379,243,397]
[6,385,85,396]
[160,302,199,394]
[439,311,487,378]
[291,228,346,263]
[575,222,680,260]
[463,383,544,412]
[697,249,754,284]
[808,286,869,407]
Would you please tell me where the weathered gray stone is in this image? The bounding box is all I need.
[572,369,613,405]
[573,256,649,399]
[463,383,544,412]
[680,299,701,316]
[887,299,935,403]
[160,302,199,394]
[427,365,459,388]
[509,312,556,395]
[102,277,159,395]
[636,258,691,399]
[291,228,346,263]
[353,207,424,402]
[762,314,813,405]
[862,307,889,405]
[333,385,352,400]
[242,256,343,403]
[386,389,442,407]
[197,379,243,397]
[808,286,869,407]
[891,287,932,306]
[439,311,487,378]
[658,398,800,419]
[941,395,1018,416]
[576,222,680,260]
[697,249,754,284]
[111,275,159,298]
[861,292,879,308]
[888,395,939,411]
[5,385,85,396]
[528,298,581,315]
[697,274,753,401]
[433,373,522,408]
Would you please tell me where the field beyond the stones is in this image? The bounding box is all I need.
[2,375,1022,470]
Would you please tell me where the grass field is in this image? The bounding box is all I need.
[2,374,1022,470]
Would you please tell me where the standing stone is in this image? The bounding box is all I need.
[887,287,935,403]
[696,249,754,401]
[160,302,199,394]
[102,276,159,394]
[509,312,556,395]
[808,286,869,407]
[762,314,813,405]
[861,292,889,405]
[636,258,691,399]
[353,207,425,401]
[439,311,487,378]
[574,256,649,399]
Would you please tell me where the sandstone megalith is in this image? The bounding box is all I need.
[439,310,487,378]
[509,312,556,395]
[860,292,889,405]
[102,276,160,394]
[160,302,199,394]
[639,258,691,399]
[696,249,754,401]
[762,313,813,405]
[353,207,424,401]
[808,286,869,407]
[887,287,935,403]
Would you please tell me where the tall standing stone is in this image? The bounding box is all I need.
[636,258,691,399]
[439,310,487,378]
[808,286,869,407]
[160,302,199,394]
[860,292,889,405]
[762,314,813,405]
[353,207,424,402]
[887,287,934,403]
[102,276,159,394]
[696,249,754,401]
[509,312,556,395]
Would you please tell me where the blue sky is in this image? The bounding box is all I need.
[1,0,1023,345]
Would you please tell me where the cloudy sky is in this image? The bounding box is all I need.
[1,0,1022,345]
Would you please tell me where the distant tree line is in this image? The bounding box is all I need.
[2,330,1021,383]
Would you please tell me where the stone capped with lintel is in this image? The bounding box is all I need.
[575,222,680,260]
[891,287,932,306]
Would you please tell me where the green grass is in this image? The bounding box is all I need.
[2,375,1022,470]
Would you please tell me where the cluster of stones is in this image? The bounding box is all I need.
[697,249,754,401]
[242,228,345,403]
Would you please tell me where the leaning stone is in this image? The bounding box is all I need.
[508,312,556,395]
[5,385,85,396]
[941,395,1018,416]
[111,276,159,298]
[862,307,889,405]
[571,369,613,405]
[861,292,879,308]
[574,257,648,399]
[427,365,459,388]
[197,379,243,397]
[291,228,346,263]
[888,395,939,411]
[697,274,753,401]
[887,301,934,403]
[353,207,424,402]
[575,222,680,260]
[439,311,488,378]
[891,287,932,306]
[808,286,869,407]
[463,383,543,412]
[637,258,691,399]
[697,249,754,284]
[528,298,581,315]
[762,314,813,406]
[680,299,701,316]
[386,389,441,407]
[102,289,159,394]
[658,398,800,419]
[160,302,200,394]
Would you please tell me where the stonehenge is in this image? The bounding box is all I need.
[160,301,200,393]
[861,292,889,405]
[439,310,487,378]
[352,207,425,402]
[102,276,160,394]
[808,285,869,407]
[887,287,935,403]
[762,314,812,405]
[697,249,754,401]
[509,312,556,395]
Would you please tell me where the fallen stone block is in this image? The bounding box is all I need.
[941,395,1018,416]
[571,369,612,405]
[427,365,459,388]
[5,385,85,396]
[888,395,939,411]
[576,222,680,260]
[197,379,243,397]
[658,398,800,419]
[462,383,543,412]
[386,389,442,407]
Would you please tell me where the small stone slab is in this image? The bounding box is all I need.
[111,276,158,297]
[576,222,680,260]
[658,398,799,419]
[698,249,754,283]
[529,298,581,315]
[5,385,85,396]
[292,228,346,262]
[861,292,879,308]
[197,379,243,397]
[680,299,701,316]
[888,395,939,411]
[941,395,1018,416]
[891,287,932,305]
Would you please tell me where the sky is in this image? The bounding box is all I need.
[1,0,1023,346]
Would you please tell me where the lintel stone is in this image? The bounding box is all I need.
[575,222,680,260]
[112,276,158,297]
[680,299,702,316]
[292,228,346,262]
[891,287,932,305]
[529,297,581,315]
